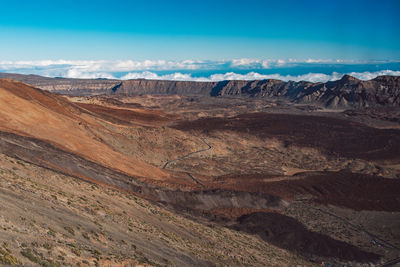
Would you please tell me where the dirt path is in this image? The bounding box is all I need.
[186,172,205,187]
[162,138,212,169]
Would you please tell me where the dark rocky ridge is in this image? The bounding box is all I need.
[1,72,399,108]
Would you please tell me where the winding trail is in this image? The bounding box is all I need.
[162,138,212,169]
[162,138,211,187]
[186,172,205,187]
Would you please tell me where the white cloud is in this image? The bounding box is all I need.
[116,70,400,83]
[65,69,116,79]
[0,59,218,73]
[120,71,209,81]
[348,70,400,80]
[0,59,399,82]
[304,58,335,63]
[0,58,367,74]
[230,58,263,67]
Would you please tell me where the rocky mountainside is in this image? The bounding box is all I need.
[208,75,400,108]
[1,72,399,108]
[119,79,216,95]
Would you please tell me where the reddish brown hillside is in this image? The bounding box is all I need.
[0,79,168,180]
[76,102,171,126]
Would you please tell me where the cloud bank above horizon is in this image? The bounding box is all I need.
[118,70,400,83]
[1,59,400,83]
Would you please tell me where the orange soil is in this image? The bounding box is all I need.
[75,102,171,126]
[0,79,168,181]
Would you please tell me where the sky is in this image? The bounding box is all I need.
[0,0,399,81]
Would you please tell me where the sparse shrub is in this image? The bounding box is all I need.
[71,247,81,256]
[47,228,56,237]
[20,248,60,267]
[16,160,25,167]
[0,247,22,265]
[90,230,99,238]
[57,191,67,196]
[91,249,101,260]
[82,232,90,240]
[64,226,75,236]
[42,243,53,250]
[20,248,39,263]
[92,249,101,256]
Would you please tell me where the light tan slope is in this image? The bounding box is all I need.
[0,153,311,267]
[0,79,168,180]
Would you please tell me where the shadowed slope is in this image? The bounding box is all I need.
[211,171,400,211]
[172,112,400,161]
[233,212,380,262]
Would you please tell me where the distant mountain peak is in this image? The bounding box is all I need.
[340,74,359,82]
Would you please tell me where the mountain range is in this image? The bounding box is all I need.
[0,73,399,108]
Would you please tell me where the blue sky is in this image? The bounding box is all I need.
[0,0,399,81]
[0,0,399,61]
